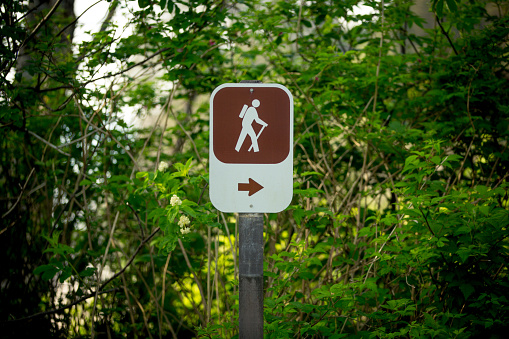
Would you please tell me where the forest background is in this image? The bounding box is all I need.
[1,0,508,338]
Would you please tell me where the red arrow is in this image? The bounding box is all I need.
[238,178,264,196]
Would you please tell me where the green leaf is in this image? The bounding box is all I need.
[181,199,198,207]
[457,247,471,263]
[430,155,441,165]
[301,171,323,177]
[138,0,151,8]
[135,254,153,263]
[293,208,305,225]
[34,264,55,275]
[459,284,475,300]
[34,264,61,281]
[402,155,419,174]
[180,205,197,218]
[136,172,148,179]
[436,237,448,247]
[278,251,296,258]
[79,267,96,278]
[109,175,131,182]
[148,207,165,221]
[59,266,72,283]
[44,244,75,256]
[403,208,422,219]
[487,209,509,227]
[79,179,92,186]
[454,225,471,236]
[358,227,375,237]
[294,188,323,197]
[435,0,444,17]
[301,19,312,28]
[445,0,458,12]
[298,271,314,279]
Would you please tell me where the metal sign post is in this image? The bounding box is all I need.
[209,80,293,338]
[238,212,264,338]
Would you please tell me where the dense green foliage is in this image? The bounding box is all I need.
[1,0,508,337]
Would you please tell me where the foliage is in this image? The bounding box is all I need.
[1,0,508,338]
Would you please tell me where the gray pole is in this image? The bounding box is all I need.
[238,80,264,338]
[238,213,264,338]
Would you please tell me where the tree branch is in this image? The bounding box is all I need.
[1,168,35,219]
[3,288,121,323]
[4,226,160,324]
[98,227,160,292]
[20,0,65,49]
[435,15,459,56]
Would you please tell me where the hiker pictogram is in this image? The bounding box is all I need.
[235,99,268,153]
[211,85,291,164]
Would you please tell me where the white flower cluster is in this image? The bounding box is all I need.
[170,194,182,206]
[178,215,191,234]
[158,161,169,172]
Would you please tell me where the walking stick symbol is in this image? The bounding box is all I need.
[248,125,266,152]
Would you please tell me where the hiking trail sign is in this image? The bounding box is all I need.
[209,83,293,213]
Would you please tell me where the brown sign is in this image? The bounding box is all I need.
[212,86,291,164]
